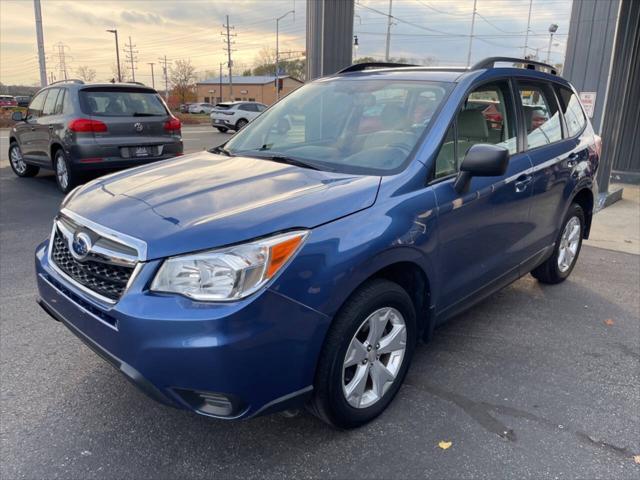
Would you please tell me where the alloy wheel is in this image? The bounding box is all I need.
[56,154,69,191]
[342,307,407,409]
[558,216,581,272]
[10,145,27,174]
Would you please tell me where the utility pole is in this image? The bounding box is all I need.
[222,15,236,98]
[148,62,155,88]
[384,0,393,61]
[219,62,224,101]
[124,36,138,82]
[466,0,478,67]
[158,55,169,100]
[276,9,295,100]
[523,0,533,58]
[106,29,121,82]
[33,0,47,87]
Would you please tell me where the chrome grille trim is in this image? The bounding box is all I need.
[47,211,147,305]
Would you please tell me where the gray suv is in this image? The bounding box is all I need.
[8,80,183,193]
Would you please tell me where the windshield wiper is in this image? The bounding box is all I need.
[209,145,232,156]
[255,154,322,171]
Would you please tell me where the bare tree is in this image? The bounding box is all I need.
[169,59,197,104]
[76,65,97,82]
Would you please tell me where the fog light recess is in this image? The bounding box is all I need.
[174,389,245,418]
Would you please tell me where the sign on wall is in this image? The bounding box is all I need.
[579,92,597,118]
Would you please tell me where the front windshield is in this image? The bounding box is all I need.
[225,78,452,175]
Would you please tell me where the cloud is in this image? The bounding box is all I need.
[120,11,165,26]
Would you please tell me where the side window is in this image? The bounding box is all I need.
[27,91,48,120]
[42,88,60,116]
[54,89,65,114]
[62,89,73,114]
[433,81,517,179]
[518,84,562,149]
[557,87,587,137]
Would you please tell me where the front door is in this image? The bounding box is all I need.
[431,80,534,317]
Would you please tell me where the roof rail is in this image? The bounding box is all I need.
[49,79,85,85]
[123,81,147,86]
[472,57,557,75]
[338,62,417,74]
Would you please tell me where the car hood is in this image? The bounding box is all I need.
[65,151,381,259]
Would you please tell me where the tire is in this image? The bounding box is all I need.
[309,279,417,429]
[235,119,248,130]
[8,142,39,177]
[53,149,77,194]
[216,127,228,133]
[531,203,585,284]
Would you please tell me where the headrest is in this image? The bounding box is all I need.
[458,109,488,140]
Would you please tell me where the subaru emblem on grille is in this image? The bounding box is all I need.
[70,232,92,261]
[134,122,143,132]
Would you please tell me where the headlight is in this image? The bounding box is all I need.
[150,230,308,301]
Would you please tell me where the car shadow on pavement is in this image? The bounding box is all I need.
[22,252,637,478]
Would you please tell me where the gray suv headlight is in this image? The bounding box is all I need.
[150,230,308,301]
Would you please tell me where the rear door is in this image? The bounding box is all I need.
[32,88,63,163]
[431,79,534,316]
[79,86,176,159]
[515,80,583,265]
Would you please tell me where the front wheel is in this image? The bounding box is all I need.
[215,127,228,133]
[235,119,248,130]
[532,203,585,284]
[9,142,39,177]
[309,279,416,428]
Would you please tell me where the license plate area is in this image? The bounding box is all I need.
[120,145,163,159]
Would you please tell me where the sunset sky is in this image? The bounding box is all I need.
[0,0,572,86]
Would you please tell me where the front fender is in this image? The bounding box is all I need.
[270,188,440,319]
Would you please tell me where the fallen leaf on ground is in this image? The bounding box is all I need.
[633,455,640,464]
[604,319,615,326]
[438,441,452,450]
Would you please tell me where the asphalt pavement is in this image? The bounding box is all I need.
[1,129,639,479]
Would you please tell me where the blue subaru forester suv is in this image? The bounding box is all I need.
[36,58,600,428]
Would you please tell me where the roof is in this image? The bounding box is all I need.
[198,75,298,85]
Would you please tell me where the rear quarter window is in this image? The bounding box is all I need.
[557,87,587,137]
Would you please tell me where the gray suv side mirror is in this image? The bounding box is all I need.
[454,144,510,193]
[11,111,25,122]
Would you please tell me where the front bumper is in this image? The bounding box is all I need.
[35,240,329,419]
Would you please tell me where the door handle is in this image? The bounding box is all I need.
[514,175,532,193]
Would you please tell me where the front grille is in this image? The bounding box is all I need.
[51,230,134,301]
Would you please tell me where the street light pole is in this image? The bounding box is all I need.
[546,23,559,64]
[106,29,121,82]
[384,0,393,61]
[276,9,294,101]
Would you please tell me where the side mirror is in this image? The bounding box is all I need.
[453,144,509,193]
[11,111,25,122]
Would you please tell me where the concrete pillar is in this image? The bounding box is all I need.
[306,0,355,81]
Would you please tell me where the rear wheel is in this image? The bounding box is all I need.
[53,149,77,194]
[532,203,584,284]
[9,142,39,177]
[309,279,416,428]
